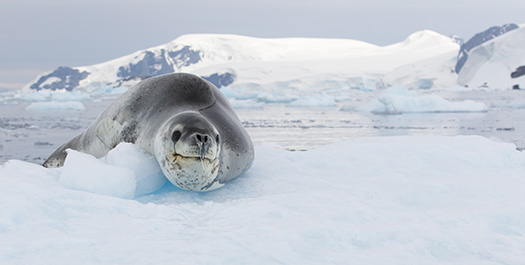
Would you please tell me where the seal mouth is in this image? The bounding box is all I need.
[162,152,220,191]
[170,153,215,163]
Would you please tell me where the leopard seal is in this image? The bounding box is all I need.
[43,73,254,191]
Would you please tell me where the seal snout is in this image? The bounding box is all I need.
[193,133,212,160]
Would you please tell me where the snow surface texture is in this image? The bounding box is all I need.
[355,86,488,114]
[1,136,525,264]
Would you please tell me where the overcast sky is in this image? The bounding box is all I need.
[1,0,524,89]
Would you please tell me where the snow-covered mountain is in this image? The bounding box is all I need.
[458,26,525,90]
[24,24,525,93]
[24,31,460,93]
[455,24,519,74]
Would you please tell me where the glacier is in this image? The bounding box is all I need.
[355,86,488,114]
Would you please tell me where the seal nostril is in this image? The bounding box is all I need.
[215,135,220,144]
[172,130,182,143]
[195,134,211,143]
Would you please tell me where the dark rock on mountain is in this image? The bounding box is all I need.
[202,73,236,88]
[117,50,173,79]
[168,46,202,68]
[511,66,525,79]
[450,35,464,46]
[29,45,203,91]
[30,66,89,91]
[117,46,202,81]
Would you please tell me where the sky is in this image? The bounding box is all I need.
[1,0,524,90]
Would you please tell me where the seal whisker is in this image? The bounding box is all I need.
[200,156,206,180]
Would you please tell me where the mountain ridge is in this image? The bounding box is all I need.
[24,25,523,92]
[458,26,525,90]
[455,23,519,74]
[23,30,458,92]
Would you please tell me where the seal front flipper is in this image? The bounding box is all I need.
[96,117,123,149]
[43,118,122,168]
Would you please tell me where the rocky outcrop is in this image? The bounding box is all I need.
[202,73,236,88]
[28,45,204,92]
[511,66,525,79]
[117,46,202,80]
[30,66,89,91]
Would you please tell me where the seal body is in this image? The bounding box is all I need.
[43,73,254,191]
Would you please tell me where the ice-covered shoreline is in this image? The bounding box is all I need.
[354,86,488,114]
[2,84,490,112]
[1,135,525,264]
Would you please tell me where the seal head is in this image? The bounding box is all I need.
[154,111,222,191]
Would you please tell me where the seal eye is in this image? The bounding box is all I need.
[215,135,220,144]
[172,130,182,143]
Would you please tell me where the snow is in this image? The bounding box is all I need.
[383,50,459,90]
[25,101,86,111]
[190,31,459,94]
[355,86,488,114]
[1,135,525,264]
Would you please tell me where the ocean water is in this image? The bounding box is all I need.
[1,89,524,164]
